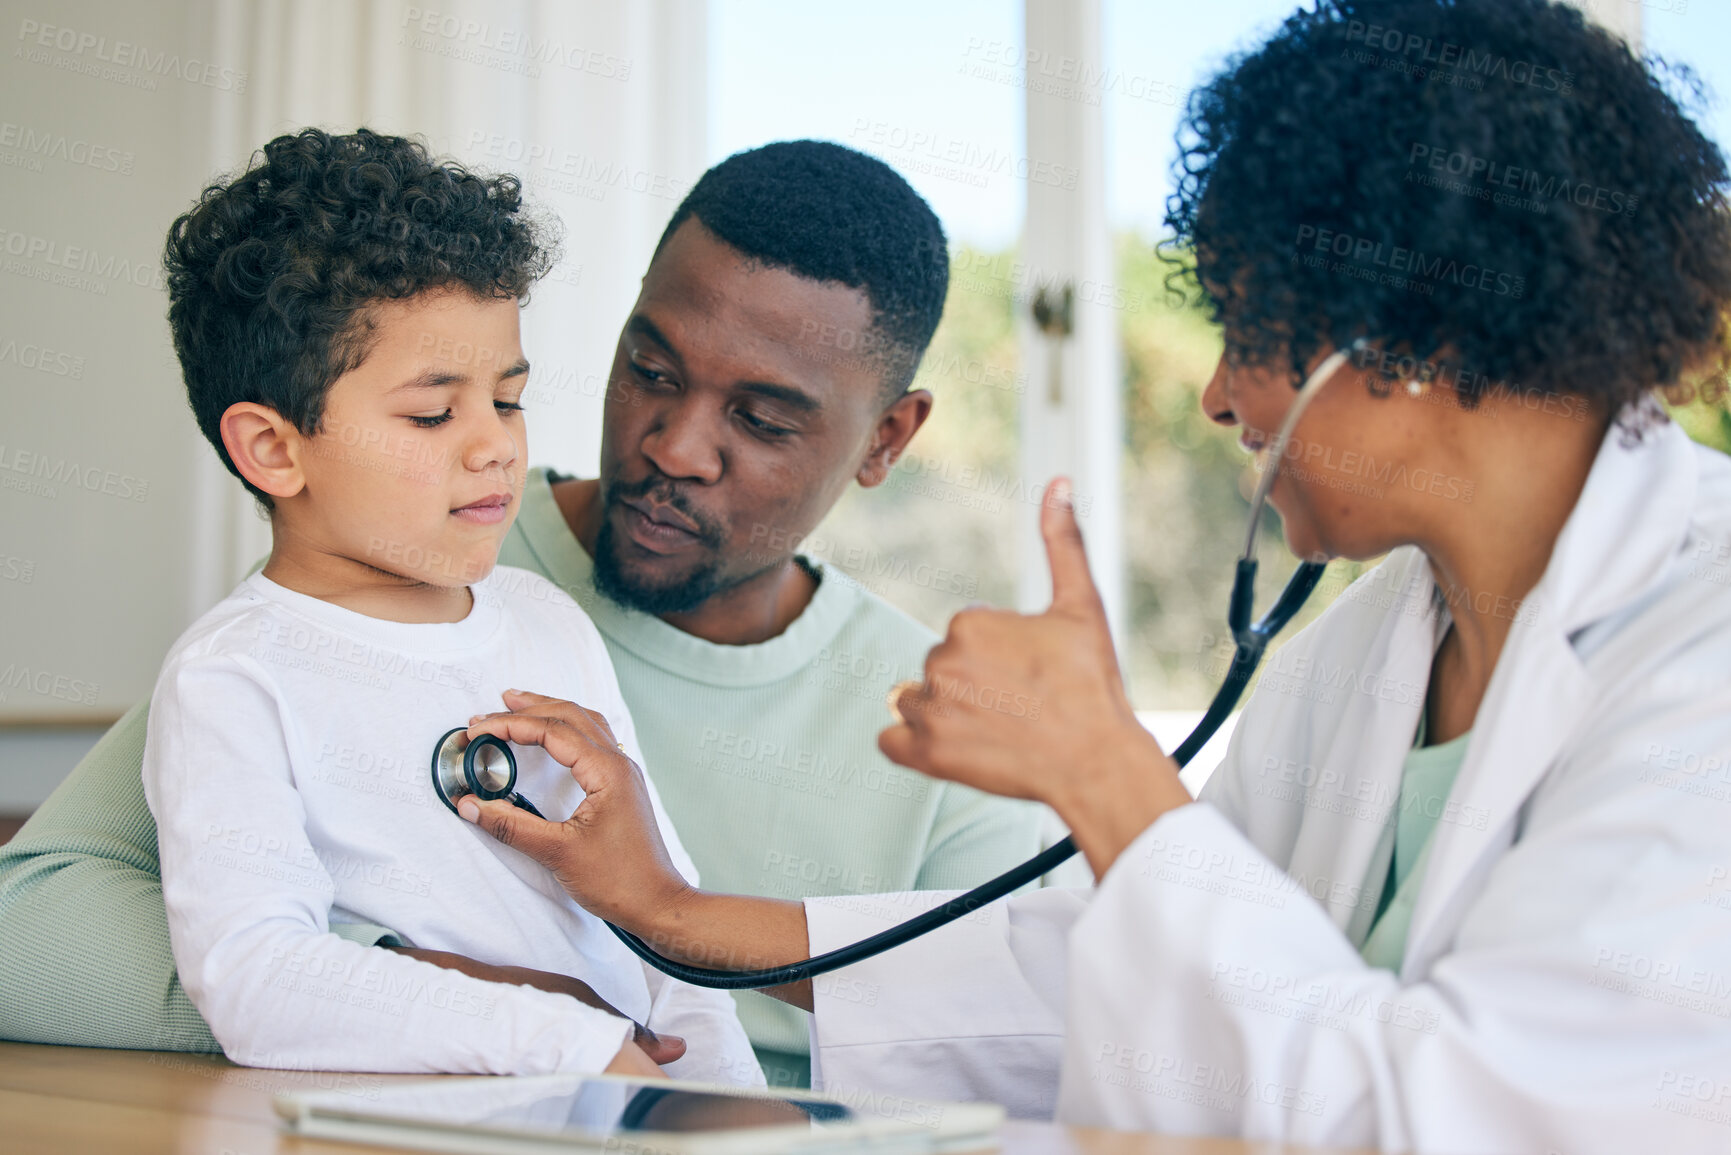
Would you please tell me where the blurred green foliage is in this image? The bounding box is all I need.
[1670,391,1731,456]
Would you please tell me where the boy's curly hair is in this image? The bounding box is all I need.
[164,128,555,504]
[1164,0,1731,414]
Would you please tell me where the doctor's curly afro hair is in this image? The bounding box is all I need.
[1164,0,1731,413]
[163,127,556,505]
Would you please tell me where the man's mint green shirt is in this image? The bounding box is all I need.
[499,470,1046,1074]
[0,468,1044,1084]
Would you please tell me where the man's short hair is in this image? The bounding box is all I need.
[163,127,555,506]
[656,139,949,401]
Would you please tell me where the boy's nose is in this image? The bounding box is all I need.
[465,416,520,473]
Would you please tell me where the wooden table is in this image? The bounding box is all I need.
[0,1042,1369,1154]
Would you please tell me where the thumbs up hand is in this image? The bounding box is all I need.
[879,479,1192,877]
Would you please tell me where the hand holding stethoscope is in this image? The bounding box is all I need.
[438,691,697,925]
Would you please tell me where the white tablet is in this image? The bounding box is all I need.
[275,1073,1004,1154]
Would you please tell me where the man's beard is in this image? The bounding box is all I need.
[590,477,730,615]
[591,515,727,615]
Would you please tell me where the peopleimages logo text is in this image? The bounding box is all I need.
[1343,20,1572,94]
[16,19,248,91]
[1294,225,1525,299]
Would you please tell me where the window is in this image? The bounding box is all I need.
[710,0,1029,626]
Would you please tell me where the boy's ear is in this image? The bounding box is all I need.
[220,402,307,500]
[856,388,932,488]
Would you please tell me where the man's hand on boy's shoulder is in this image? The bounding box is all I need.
[382,944,686,1065]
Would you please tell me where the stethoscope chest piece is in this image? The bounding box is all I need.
[430,727,542,818]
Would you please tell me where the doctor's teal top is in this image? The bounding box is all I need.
[1359,721,1474,969]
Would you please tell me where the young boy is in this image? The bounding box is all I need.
[142,128,760,1082]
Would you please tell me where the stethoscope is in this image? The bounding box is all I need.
[429,341,1361,989]
[430,727,544,819]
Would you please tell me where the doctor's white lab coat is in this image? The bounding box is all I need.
[804,416,1731,1153]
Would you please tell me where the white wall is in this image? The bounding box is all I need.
[0,0,706,803]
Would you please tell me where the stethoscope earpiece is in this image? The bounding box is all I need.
[429,727,543,818]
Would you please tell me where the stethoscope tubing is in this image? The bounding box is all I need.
[447,346,1358,989]
[600,555,1324,989]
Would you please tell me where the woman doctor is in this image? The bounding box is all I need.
[458,0,1731,1149]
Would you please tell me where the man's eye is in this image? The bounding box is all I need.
[739,410,792,437]
[631,361,667,384]
[408,410,454,428]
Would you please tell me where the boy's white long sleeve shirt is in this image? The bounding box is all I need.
[143,566,761,1083]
